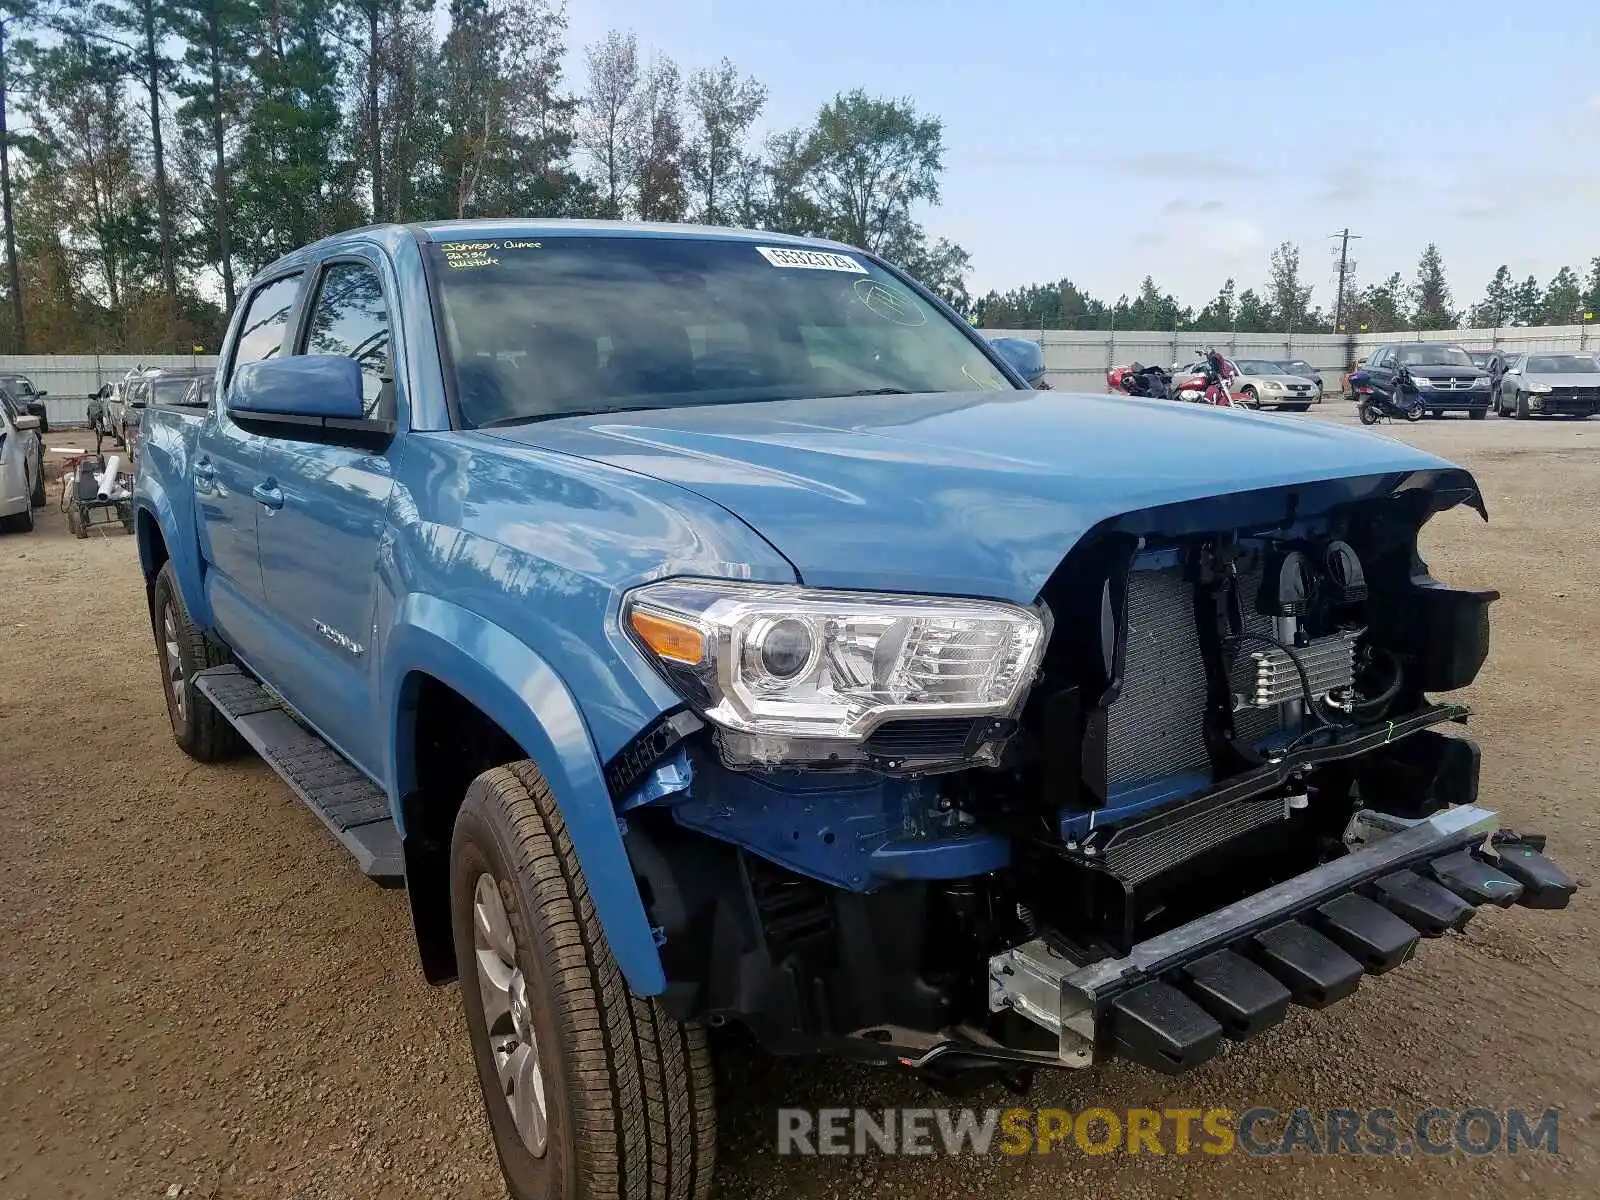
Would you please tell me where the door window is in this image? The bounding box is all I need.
[229,274,303,382]
[302,261,394,420]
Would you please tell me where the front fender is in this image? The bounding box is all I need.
[383,592,665,995]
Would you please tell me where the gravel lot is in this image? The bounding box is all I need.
[2,407,1597,1199]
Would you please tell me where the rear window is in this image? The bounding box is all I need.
[426,236,1013,428]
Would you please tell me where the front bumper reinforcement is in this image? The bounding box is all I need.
[989,804,1573,1074]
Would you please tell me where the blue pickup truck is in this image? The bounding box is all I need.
[135,220,1571,1200]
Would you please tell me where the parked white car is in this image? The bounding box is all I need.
[0,387,45,533]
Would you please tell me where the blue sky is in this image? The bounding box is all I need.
[564,0,1600,310]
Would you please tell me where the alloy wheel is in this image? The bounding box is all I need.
[473,872,549,1156]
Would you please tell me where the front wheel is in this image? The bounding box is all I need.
[1241,386,1260,409]
[1405,403,1425,423]
[30,449,46,507]
[1469,408,1487,421]
[451,762,717,1200]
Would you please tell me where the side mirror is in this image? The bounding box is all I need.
[988,337,1047,387]
[230,355,389,446]
[14,413,40,432]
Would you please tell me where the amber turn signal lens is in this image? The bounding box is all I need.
[629,608,706,665]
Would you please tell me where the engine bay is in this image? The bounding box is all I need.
[617,472,1506,1068]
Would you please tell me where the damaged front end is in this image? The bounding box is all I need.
[609,466,1574,1081]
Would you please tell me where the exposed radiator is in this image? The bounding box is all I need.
[1107,560,1294,792]
[1099,791,1290,885]
[1104,567,1210,789]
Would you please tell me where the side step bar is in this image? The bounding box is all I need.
[194,666,404,884]
[990,804,1573,1074]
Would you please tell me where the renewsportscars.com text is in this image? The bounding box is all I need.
[776,1106,1561,1157]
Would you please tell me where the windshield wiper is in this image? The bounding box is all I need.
[477,404,656,429]
[817,387,916,397]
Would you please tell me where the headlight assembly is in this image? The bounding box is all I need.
[1411,376,1434,389]
[623,579,1048,769]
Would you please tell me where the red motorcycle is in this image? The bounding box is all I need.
[1106,362,1172,399]
[1170,347,1237,407]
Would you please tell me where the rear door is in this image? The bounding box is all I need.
[196,272,304,649]
[250,250,400,775]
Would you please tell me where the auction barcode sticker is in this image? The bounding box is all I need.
[756,246,868,273]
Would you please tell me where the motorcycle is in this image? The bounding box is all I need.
[1169,347,1236,407]
[1106,361,1172,399]
[1353,364,1424,425]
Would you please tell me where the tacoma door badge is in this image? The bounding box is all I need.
[314,620,366,657]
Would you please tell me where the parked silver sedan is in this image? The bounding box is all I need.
[1228,358,1320,411]
[0,387,45,533]
[1495,352,1600,419]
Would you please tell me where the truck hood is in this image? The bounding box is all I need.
[492,391,1469,603]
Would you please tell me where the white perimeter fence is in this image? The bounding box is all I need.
[980,324,1598,392]
[3,324,1597,424]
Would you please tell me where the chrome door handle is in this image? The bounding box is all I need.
[251,482,284,510]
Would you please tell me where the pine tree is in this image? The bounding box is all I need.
[1411,243,1455,330]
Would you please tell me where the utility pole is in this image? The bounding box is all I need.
[1329,228,1362,333]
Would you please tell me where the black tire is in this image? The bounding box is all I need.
[1469,408,1486,421]
[30,449,46,507]
[1358,402,1379,425]
[451,763,716,1200]
[1241,386,1260,409]
[151,560,244,762]
[1429,409,1442,419]
[1284,404,1312,413]
[1515,395,1528,419]
[0,503,34,534]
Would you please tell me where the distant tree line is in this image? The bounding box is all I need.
[975,241,1600,336]
[0,0,968,353]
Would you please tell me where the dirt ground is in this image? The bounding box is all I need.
[2,410,1597,1200]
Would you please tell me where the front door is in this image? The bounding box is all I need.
[252,255,399,776]
[196,272,304,653]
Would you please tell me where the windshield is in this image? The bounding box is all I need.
[1236,360,1285,375]
[426,236,1014,427]
[1396,344,1474,368]
[1284,361,1314,374]
[1525,354,1599,374]
[0,376,32,396]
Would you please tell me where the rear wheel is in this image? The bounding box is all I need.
[1358,401,1379,425]
[451,762,717,1200]
[151,561,243,762]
